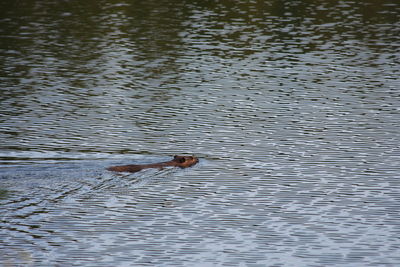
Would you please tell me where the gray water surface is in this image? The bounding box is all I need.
[1,0,400,266]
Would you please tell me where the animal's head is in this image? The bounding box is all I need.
[173,155,199,168]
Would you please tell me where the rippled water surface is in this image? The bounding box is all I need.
[1,0,400,266]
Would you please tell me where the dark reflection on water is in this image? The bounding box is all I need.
[1,0,400,266]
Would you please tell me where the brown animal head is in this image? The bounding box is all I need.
[172,155,199,168]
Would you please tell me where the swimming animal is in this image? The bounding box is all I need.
[107,155,198,173]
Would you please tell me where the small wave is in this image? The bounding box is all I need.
[0,151,151,166]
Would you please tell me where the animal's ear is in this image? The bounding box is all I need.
[174,155,178,159]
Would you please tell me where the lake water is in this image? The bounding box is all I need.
[1,0,399,266]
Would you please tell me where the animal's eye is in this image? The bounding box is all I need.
[180,158,186,163]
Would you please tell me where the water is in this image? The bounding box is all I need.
[1,0,400,266]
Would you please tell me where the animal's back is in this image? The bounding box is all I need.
[107,164,143,173]
[107,155,198,173]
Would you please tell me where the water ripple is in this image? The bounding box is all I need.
[1,0,400,266]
